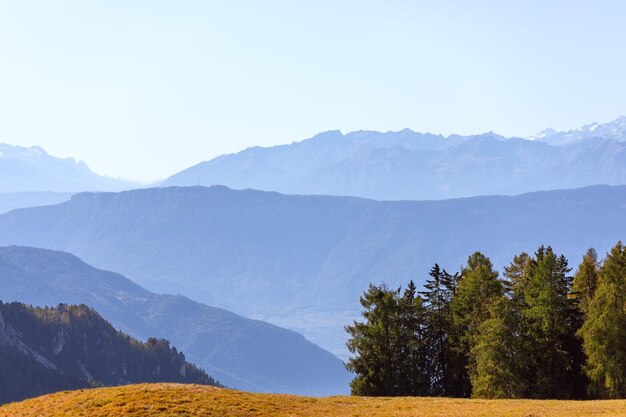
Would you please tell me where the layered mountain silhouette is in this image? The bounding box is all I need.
[0,246,351,395]
[4,117,626,200]
[0,143,138,192]
[0,301,218,405]
[163,117,626,200]
[0,192,73,215]
[0,185,624,356]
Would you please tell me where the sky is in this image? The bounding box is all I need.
[1,1,625,182]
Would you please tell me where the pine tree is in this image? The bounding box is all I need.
[579,242,626,398]
[450,252,504,397]
[346,284,402,396]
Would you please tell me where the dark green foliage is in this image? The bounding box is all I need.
[419,264,458,396]
[347,265,460,397]
[0,302,220,405]
[346,284,402,396]
[397,281,429,396]
[347,244,626,399]
[515,247,579,398]
[346,282,430,397]
[579,242,626,398]
[450,252,504,397]
[496,247,585,399]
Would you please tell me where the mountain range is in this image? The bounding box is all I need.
[3,117,626,202]
[531,115,626,145]
[0,301,217,405]
[0,143,137,193]
[0,246,351,395]
[163,116,626,200]
[0,184,624,356]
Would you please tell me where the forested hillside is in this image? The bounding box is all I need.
[0,302,218,405]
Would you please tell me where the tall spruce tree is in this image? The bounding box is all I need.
[450,252,504,397]
[346,284,402,396]
[579,242,626,398]
[419,264,457,396]
[397,280,428,396]
[519,246,579,398]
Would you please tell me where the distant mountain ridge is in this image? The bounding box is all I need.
[530,116,626,145]
[163,117,626,200]
[0,192,73,215]
[0,143,138,192]
[0,301,217,405]
[0,185,624,356]
[0,246,351,395]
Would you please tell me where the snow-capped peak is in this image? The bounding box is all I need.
[529,116,626,146]
[528,128,557,141]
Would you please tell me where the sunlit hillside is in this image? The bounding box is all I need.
[2,384,626,417]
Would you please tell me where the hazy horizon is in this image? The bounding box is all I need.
[2,1,626,181]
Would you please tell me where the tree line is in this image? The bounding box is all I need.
[345,241,626,399]
[0,302,221,405]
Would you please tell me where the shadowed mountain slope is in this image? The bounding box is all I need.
[0,302,217,405]
[0,247,351,396]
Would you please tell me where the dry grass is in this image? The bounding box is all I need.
[2,383,626,417]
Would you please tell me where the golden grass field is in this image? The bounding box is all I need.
[2,383,626,417]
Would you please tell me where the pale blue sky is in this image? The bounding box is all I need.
[1,1,625,181]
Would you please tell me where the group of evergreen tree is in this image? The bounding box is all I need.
[346,241,626,399]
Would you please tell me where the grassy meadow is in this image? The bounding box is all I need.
[2,383,626,417]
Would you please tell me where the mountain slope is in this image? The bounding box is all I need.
[0,185,624,356]
[0,246,351,395]
[0,143,138,192]
[0,302,216,405]
[163,117,626,200]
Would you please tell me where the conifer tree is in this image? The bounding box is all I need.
[450,252,504,397]
[503,252,532,304]
[572,248,601,315]
[346,284,402,396]
[397,280,428,396]
[470,296,525,398]
[519,246,578,398]
[419,264,457,396]
[579,241,626,398]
